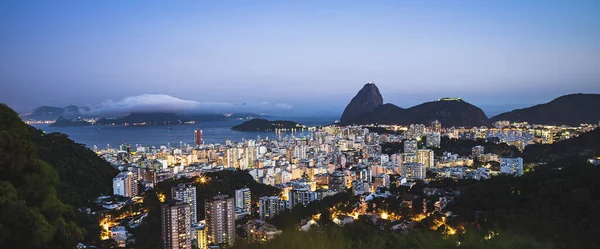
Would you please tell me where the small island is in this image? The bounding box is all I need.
[50,116,92,127]
[231,119,304,131]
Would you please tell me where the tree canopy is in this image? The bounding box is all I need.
[0,103,84,248]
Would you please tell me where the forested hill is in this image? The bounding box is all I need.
[29,126,119,207]
[523,128,600,165]
[0,103,83,248]
[490,93,600,126]
[449,164,600,248]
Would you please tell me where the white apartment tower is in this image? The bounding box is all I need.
[113,171,137,197]
[235,188,251,213]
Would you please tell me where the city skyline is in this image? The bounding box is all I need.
[1,1,599,114]
[1,1,599,249]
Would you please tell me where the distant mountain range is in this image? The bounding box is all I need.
[340,83,599,127]
[20,104,270,126]
[20,105,90,120]
[489,94,600,126]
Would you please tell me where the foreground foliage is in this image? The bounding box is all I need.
[450,164,600,248]
[0,104,83,248]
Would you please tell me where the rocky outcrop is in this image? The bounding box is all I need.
[340,82,383,124]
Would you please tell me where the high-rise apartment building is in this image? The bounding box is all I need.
[406,124,426,140]
[288,186,318,209]
[400,162,426,181]
[194,129,203,147]
[113,171,137,197]
[416,149,435,168]
[328,170,346,192]
[171,183,197,225]
[205,195,235,246]
[162,202,192,249]
[258,196,288,219]
[425,132,441,148]
[431,120,442,133]
[404,140,418,154]
[195,221,208,249]
[403,153,417,163]
[235,188,251,213]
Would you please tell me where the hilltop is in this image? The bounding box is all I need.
[20,105,89,120]
[340,82,384,123]
[340,83,488,127]
[491,93,600,126]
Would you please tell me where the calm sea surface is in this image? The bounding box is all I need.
[32,116,336,149]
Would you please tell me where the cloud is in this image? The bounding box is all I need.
[85,94,292,116]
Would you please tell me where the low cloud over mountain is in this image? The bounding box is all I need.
[84,94,293,115]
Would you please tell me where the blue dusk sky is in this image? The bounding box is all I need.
[1,0,599,116]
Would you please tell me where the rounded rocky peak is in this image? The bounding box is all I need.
[340,82,384,124]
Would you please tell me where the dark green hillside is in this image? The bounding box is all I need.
[523,128,600,164]
[491,94,600,125]
[0,103,83,248]
[29,127,119,207]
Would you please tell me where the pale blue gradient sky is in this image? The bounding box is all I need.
[1,0,599,115]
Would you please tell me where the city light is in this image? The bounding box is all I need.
[380,212,389,220]
[157,192,166,203]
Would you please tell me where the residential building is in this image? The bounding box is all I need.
[113,171,137,197]
[205,195,235,246]
[416,149,434,168]
[195,221,208,249]
[400,162,426,181]
[288,186,317,209]
[431,120,442,133]
[373,174,390,190]
[171,183,197,225]
[162,202,192,249]
[328,170,346,192]
[258,196,288,219]
[235,188,251,214]
[246,219,282,243]
[500,157,523,176]
[110,226,127,247]
[426,132,441,148]
[404,140,418,154]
